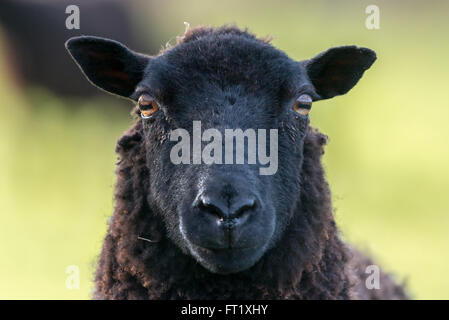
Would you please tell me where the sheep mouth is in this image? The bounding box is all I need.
[189,242,267,274]
[195,244,261,252]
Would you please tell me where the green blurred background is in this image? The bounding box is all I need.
[0,0,448,299]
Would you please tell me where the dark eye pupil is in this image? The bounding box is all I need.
[139,102,153,110]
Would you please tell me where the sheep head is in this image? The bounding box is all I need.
[66,27,376,275]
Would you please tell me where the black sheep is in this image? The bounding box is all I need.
[66,26,408,299]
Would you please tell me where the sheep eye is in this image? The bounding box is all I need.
[293,94,312,116]
[138,94,159,119]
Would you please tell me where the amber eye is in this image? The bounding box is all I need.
[293,94,312,116]
[138,94,159,118]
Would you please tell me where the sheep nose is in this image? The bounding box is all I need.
[194,193,257,224]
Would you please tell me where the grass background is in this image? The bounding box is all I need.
[0,0,448,299]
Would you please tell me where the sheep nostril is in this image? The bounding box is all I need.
[231,198,256,219]
[195,194,257,222]
[196,195,227,219]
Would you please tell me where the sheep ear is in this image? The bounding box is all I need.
[65,36,149,98]
[303,46,376,100]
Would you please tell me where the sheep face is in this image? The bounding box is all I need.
[66,28,376,274]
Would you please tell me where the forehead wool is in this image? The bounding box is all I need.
[149,26,297,94]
